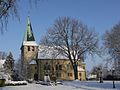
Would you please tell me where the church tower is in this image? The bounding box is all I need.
[21,17,38,65]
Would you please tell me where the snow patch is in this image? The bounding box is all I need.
[23,41,38,46]
[38,45,68,59]
[5,80,27,86]
[29,60,36,65]
[0,59,5,69]
[78,66,85,72]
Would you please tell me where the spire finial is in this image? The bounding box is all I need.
[28,16,30,25]
[28,10,30,17]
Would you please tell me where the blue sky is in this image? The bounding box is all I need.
[0,0,120,70]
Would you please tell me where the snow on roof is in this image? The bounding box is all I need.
[0,59,6,69]
[77,66,85,72]
[38,45,84,61]
[38,45,68,60]
[87,74,97,79]
[23,41,38,46]
[29,60,37,65]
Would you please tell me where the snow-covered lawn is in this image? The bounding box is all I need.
[0,80,120,90]
[63,80,120,90]
[1,83,80,90]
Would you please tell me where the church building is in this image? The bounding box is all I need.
[20,17,86,81]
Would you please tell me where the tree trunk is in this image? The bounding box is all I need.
[73,63,78,80]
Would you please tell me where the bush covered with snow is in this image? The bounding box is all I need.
[5,80,27,86]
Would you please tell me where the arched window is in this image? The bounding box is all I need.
[56,63,62,70]
[83,66,85,69]
[56,64,58,70]
[67,62,71,70]
[79,73,81,76]
[32,46,35,51]
[44,62,50,70]
[28,46,30,51]
[59,65,62,70]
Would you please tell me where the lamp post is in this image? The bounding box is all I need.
[99,70,103,83]
[112,68,115,88]
[98,68,103,83]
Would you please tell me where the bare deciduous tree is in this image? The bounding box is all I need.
[0,51,7,59]
[103,22,120,59]
[14,55,27,80]
[0,0,40,33]
[91,64,104,82]
[0,0,19,33]
[103,22,120,78]
[40,17,99,80]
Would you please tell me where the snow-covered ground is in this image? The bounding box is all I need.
[1,83,79,90]
[5,80,27,85]
[0,81,120,90]
[63,80,120,90]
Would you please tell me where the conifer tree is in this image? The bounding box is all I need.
[3,52,14,78]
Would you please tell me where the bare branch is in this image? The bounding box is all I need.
[40,17,99,79]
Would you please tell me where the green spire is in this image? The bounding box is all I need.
[24,16,35,41]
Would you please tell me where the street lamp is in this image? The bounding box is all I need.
[112,68,115,88]
[99,70,103,83]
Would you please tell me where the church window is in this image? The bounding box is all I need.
[67,63,72,70]
[44,62,50,70]
[56,73,61,77]
[68,73,72,77]
[56,65,58,70]
[28,46,30,51]
[83,66,85,69]
[79,73,81,76]
[32,46,35,51]
[56,63,62,70]
[59,65,62,70]
[35,66,37,69]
